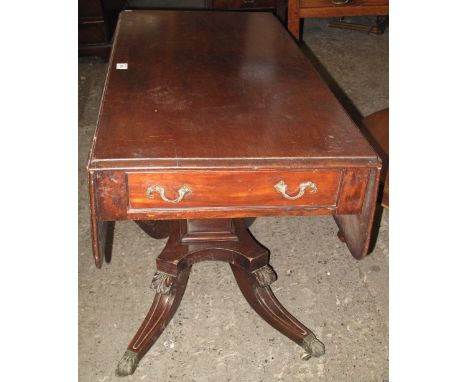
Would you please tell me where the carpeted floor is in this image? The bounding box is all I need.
[78,15,388,382]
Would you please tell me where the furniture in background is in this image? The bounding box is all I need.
[328,14,388,34]
[79,0,112,58]
[88,10,381,376]
[287,0,389,40]
[79,0,280,59]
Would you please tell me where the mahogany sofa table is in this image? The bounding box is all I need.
[87,9,381,376]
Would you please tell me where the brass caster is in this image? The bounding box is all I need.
[115,350,139,377]
[337,230,346,242]
[300,333,325,360]
[301,351,312,360]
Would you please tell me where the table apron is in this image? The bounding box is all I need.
[89,167,373,221]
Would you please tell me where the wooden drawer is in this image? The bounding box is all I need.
[299,0,388,8]
[127,170,342,210]
[212,0,276,10]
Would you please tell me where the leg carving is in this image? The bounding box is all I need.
[231,263,324,359]
[150,271,176,294]
[252,265,277,287]
[115,267,191,376]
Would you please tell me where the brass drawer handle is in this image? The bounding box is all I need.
[145,185,191,203]
[274,180,318,200]
[243,0,256,3]
[332,0,350,4]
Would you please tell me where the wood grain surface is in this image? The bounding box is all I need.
[87,10,381,266]
[88,10,378,170]
[127,169,342,209]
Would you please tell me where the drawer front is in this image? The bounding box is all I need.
[299,0,388,8]
[127,170,342,211]
[212,0,276,10]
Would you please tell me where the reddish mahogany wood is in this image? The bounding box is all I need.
[92,166,372,223]
[231,263,311,345]
[87,11,380,266]
[90,11,377,167]
[87,11,380,374]
[156,219,269,275]
[288,0,389,40]
[360,108,389,207]
[133,218,254,241]
[127,170,342,210]
[88,171,110,268]
[336,168,370,214]
[181,218,238,242]
[334,167,379,259]
[117,267,191,376]
[116,219,324,375]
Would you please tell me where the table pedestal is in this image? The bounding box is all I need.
[115,218,325,376]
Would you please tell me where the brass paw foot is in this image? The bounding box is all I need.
[300,333,325,360]
[115,350,139,377]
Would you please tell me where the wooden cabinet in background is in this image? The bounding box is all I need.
[211,0,275,10]
[79,0,112,58]
[79,0,281,59]
[288,0,389,40]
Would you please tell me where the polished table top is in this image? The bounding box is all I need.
[88,9,380,266]
[89,10,377,170]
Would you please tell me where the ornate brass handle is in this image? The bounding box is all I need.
[332,0,350,4]
[145,185,191,203]
[274,180,318,200]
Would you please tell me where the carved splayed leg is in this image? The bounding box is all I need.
[231,263,325,360]
[115,218,326,376]
[115,268,190,377]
